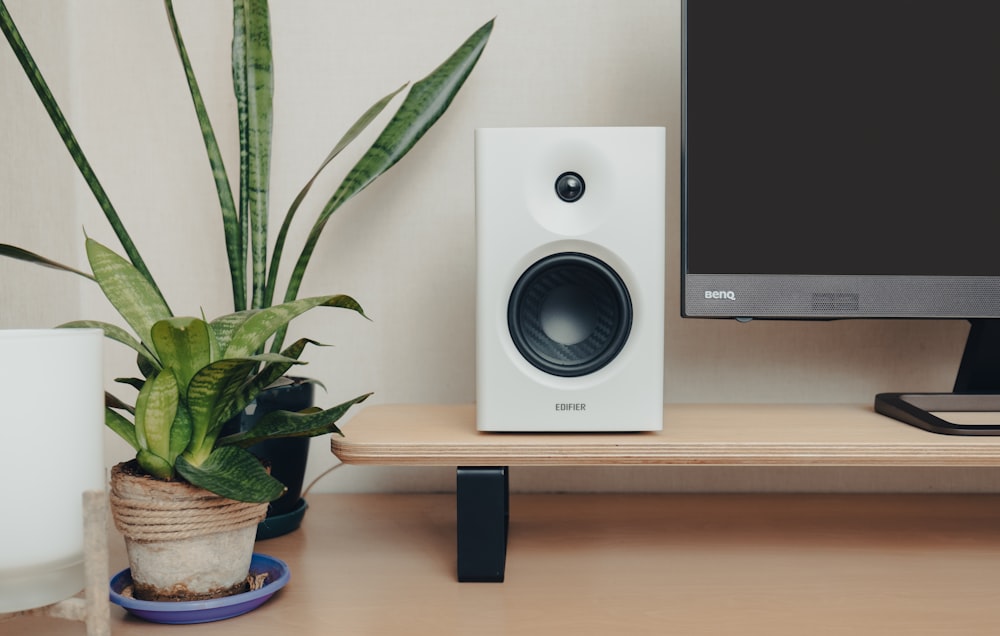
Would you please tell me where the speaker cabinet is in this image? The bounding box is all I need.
[475,127,665,432]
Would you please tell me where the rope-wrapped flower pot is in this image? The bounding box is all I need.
[109,461,268,602]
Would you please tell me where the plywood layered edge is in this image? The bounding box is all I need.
[331,403,1000,467]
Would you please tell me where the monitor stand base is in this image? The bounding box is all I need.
[875,320,1000,436]
[874,392,1000,436]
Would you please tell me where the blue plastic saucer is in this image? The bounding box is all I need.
[109,553,290,624]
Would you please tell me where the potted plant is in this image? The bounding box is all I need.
[0,0,492,602]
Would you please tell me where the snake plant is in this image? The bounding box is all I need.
[0,1,493,502]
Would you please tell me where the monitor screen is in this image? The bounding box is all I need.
[682,0,1000,320]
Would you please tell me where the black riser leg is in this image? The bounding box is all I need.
[456,466,509,582]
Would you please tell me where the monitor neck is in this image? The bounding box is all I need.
[954,319,1000,393]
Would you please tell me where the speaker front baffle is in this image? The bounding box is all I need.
[475,127,665,432]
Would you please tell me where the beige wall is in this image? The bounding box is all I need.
[0,0,985,493]
[0,4,80,329]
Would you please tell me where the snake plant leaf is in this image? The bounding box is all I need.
[247,337,318,393]
[86,238,173,348]
[184,353,304,463]
[224,294,365,359]
[218,391,372,448]
[134,369,180,466]
[176,445,285,503]
[279,19,494,314]
[106,391,136,415]
[263,82,408,308]
[150,317,213,393]
[209,309,259,357]
[105,407,139,451]
[137,351,159,380]
[232,0,249,295]
[0,243,96,281]
[169,400,194,464]
[233,0,273,310]
[163,0,244,311]
[0,2,164,303]
[115,377,146,392]
[60,319,161,371]
[137,449,175,481]
[185,357,260,463]
[224,337,319,422]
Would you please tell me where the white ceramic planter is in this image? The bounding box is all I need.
[0,329,105,613]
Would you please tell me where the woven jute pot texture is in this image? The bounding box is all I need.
[109,461,268,602]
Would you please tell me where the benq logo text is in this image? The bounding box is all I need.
[705,290,736,301]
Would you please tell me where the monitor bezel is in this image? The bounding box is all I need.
[679,0,1000,321]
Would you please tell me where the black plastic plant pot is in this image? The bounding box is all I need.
[222,377,314,539]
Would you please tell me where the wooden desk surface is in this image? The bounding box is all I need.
[332,403,1000,467]
[14,492,1000,635]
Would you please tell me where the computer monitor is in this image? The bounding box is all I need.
[681,0,1000,434]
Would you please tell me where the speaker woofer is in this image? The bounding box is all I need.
[508,252,632,377]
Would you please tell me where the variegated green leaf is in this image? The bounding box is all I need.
[151,317,213,392]
[0,243,95,280]
[134,369,180,463]
[184,353,303,463]
[225,294,364,359]
[106,391,136,415]
[137,449,174,481]
[169,401,193,464]
[61,319,161,370]
[164,0,244,311]
[226,338,318,422]
[209,309,259,357]
[279,19,494,314]
[236,0,273,310]
[248,338,316,394]
[115,377,146,392]
[105,407,139,451]
[137,352,158,379]
[232,0,249,305]
[176,445,285,502]
[0,3,164,302]
[219,391,371,448]
[185,357,260,463]
[264,82,407,307]
[86,238,172,347]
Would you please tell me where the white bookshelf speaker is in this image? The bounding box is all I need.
[475,127,665,432]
